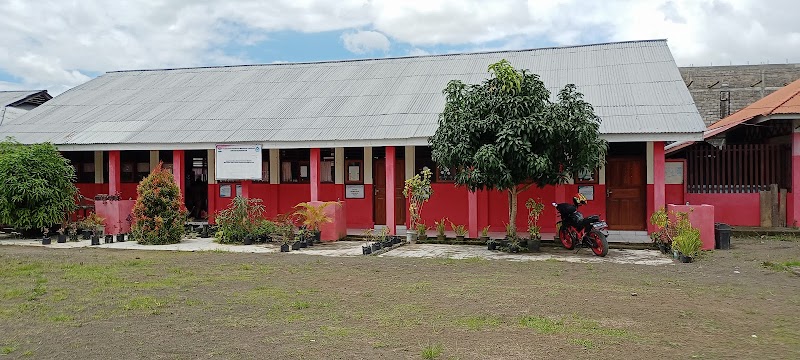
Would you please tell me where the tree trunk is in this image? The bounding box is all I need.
[508,188,518,238]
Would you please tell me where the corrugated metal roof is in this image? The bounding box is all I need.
[3,40,704,147]
[0,90,44,107]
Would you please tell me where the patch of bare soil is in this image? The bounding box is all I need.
[0,237,798,359]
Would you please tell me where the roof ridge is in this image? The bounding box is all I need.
[107,39,667,74]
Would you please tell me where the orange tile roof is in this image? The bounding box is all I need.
[705,78,800,137]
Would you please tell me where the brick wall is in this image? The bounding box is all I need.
[679,64,800,127]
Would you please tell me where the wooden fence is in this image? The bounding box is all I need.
[686,144,791,193]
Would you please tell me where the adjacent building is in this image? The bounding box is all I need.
[0,90,51,127]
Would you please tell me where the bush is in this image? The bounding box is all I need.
[130,163,187,245]
[214,196,265,244]
[0,138,78,231]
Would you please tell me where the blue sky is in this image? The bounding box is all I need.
[0,0,798,94]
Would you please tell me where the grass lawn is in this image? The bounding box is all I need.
[1,237,799,359]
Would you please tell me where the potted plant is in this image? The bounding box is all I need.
[650,208,698,259]
[416,223,428,242]
[291,234,302,250]
[480,226,490,243]
[487,238,498,250]
[362,243,372,255]
[90,228,100,246]
[56,226,67,243]
[673,227,702,263]
[68,223,79,242]
[404,168,434,243]
[280,235,291,252]
[293,202,336,243]
[450,221,467,243]
[525,198,544,252]
[41,227,51,245]
[435,218,447,241]
[116,233,126,242]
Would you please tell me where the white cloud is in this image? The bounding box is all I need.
[0,0,798,94]
[341,30,391,54]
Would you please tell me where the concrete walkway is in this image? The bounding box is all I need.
[1,237,670,265]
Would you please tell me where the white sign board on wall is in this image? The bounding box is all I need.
[665,161,684,184]
[215,144,263,180]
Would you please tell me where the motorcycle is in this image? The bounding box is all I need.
[553,201,609,257]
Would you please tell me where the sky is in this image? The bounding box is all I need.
[0,0,798,94]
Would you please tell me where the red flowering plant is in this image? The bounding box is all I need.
[130,162,187,245]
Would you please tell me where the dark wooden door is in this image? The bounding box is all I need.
[374,160,406,225]
[606,157,646,230]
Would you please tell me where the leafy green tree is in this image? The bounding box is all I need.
[0,138,77,231]
[430,60,607,237]
[131,162,187,245]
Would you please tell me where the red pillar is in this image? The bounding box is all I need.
[241,180,251,198]
[386,146,396,235]
[468,190,478,238]
[108,150,121,196]
[173,150,185,201]
[792,133,800,226]
[310,148,321,202]
[207,184,216,224]
[653,141,666,212]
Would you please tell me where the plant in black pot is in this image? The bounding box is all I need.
[293,201,337,244]
[362,243,372,255]
[68,222,79,242]
[487,238,498,251]
[41,227,51,245]
[525,198,544,252]
[673,227,701,263]
[435,218,447,242]
[56,226,67,243]
[243,233,255,245]
[451,222,467,243]
[480,226,491,243]
[280,235,291,252]
[416,223,428,242]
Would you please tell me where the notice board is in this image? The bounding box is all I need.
[215,144,262,180]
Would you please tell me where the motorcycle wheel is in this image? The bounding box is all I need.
[558,227,575,250]
[588,230,608,257]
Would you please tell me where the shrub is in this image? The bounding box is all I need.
[214,196,265,244]
[130,163,187,245]
[0,138,78,231]
[293,201,336,232]
[673,227,702,258]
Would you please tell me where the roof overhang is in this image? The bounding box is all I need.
[53,132,704,151]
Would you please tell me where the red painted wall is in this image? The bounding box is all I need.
[685,193,761,226]
[666,184,685,206]
[419,184,469,229]
[75,183,109,200]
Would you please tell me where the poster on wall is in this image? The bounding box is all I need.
[219,184,232,198]
[578,185,594,201]
[345,185,365,199]
[665,161,684,184]
[215,144,262,180]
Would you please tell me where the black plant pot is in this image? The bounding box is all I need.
[81,230,91,240]
[307,238,314,247]
[383,240,393,248]
[519,239,528,247]
[57,234,67,243]
[437,236,446,242]
[528,238,541,252]
[116,234,125,242]
[488,242,497,250]
[200,226,210,238]
[371,243,381,252]
[456,235,465,243]
[291,241,301,251]
[243,236,254,245]
[69,235,79,242]
[104,235,114,243]
[679,254,693,263]
[362,246,372,255]
[91,236,100,245]
[42,236,51,245]
[280,244,290,252]
[299,239,308,248]
[314,230,322,243]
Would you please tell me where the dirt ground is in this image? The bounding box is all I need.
[1,237,799,359]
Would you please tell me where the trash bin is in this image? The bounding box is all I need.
[714,223,731,250]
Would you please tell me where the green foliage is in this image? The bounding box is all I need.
[0,138,78,230]
[673,227,702,258]
[525,198,545,238]
[481,225,490,238]
[253,219,277,238]
[449,221,467,237]
[649,208,693,246]
[293,201,336,231]
[130,163,187,245]
[435,218,447,238]
[421,343,443,359]
[403,167,433,229]
[416,223,428,237]
[430,60,607,236]
[214,196,266,244]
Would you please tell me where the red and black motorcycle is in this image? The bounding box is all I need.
[553,193,609,257]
